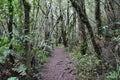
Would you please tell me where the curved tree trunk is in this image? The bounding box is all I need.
[70,0,102,59]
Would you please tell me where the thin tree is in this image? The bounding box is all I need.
[8,0,14,64]
[22,0,31,79]
[95,0,102,36]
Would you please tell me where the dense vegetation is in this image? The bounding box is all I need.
[0,0,120,80]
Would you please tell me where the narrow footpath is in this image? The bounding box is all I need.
[41,48,77,80]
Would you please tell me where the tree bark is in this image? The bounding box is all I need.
[70,0,102,59]
[78,16,87,55]
[23,0,31,79]
[8,0,14,64]
[95,0,102,36]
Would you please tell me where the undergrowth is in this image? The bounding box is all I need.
[0,35,52,79]
[69,51,120,80]
[69,51,101,80]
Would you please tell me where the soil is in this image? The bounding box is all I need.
[41,48,77,80]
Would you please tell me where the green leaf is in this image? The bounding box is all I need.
[7,77,19,80]
[12,64,27,76]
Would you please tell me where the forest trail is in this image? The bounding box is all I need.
[41,48,77,80]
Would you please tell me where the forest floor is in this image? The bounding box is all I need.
[41,48,77,80]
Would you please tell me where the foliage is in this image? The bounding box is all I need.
[105,66,120,80]
[37,50,47,63]
[0,0,120,79]
[113,29,120,42]
[12,64,27,76]
[7,77,19,80]
[71,52,100,79]
[0,36,11,64]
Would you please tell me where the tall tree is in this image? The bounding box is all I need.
[23,0,31,79]
[8,0,14,64]
[70,0,102,59]
[95,0,102,36]
[77,0,87,55]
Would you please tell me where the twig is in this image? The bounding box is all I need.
[58,72,65,80]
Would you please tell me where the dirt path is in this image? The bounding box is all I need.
[41,48,77,80]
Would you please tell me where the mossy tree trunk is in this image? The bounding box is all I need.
[8,0,15,64]
[23,0,31,79]
[70,0,102,59]
[95,0,102,37]
[77,0,87,55]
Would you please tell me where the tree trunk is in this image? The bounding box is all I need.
[23,0,31,79]
[78,16,87,55]
[95,0,102,36]
[70,0,102,59]
[8,0,14,64]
